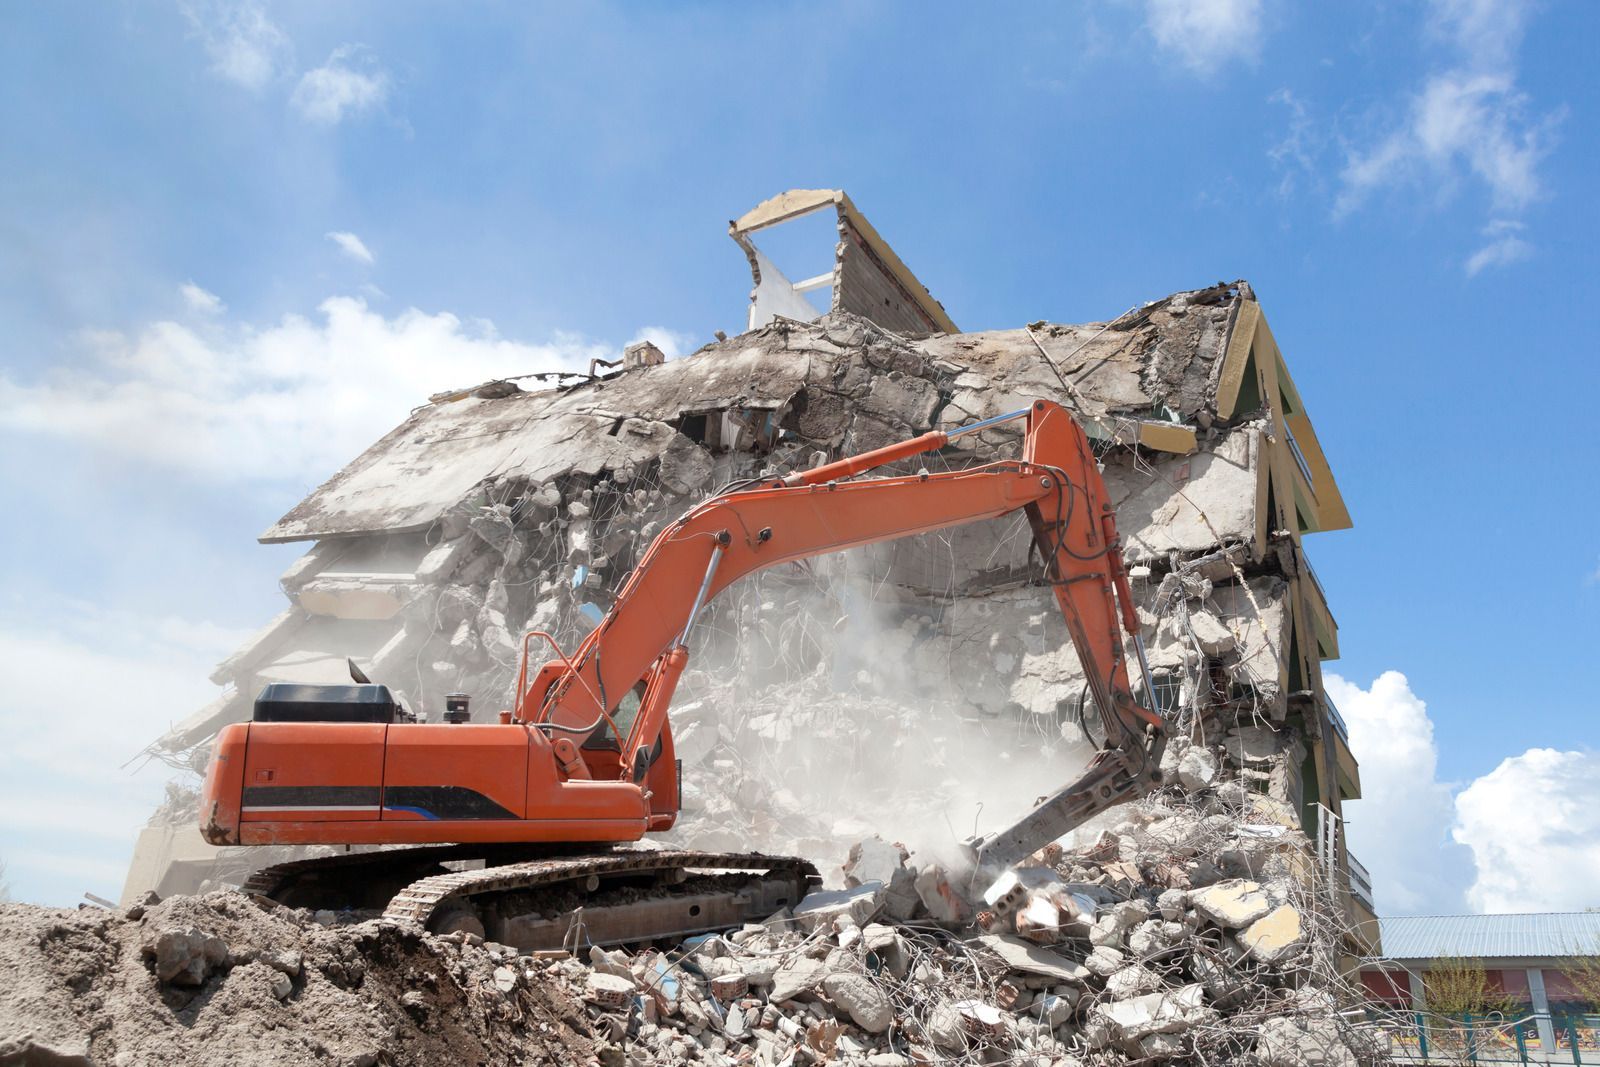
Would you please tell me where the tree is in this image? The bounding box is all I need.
[1423,957,1523,1018]
[1419,958,1525,1065]
[1561,937,1600,1014]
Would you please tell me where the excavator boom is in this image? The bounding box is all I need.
[518,399,1165,871]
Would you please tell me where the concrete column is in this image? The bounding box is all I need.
[1529,968,1559,1061]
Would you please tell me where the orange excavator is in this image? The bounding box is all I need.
[201,399,1166,946]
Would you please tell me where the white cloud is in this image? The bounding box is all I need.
[1327,671,1473,913]
[1338,72,1555,217]
[180,0,293,92]
[1333,669,1600,915]
[1144,0,1265,76]
[291,46,390,124]
[326,230,376,265]
[1454,749,1600,912]
[1465,218,1533,275]
[179,281,225,314]
[1427,0,1534,72]
[1322,0,1560,273]
[0,601,247,904]
[1267,89,1321,200]
[0,295,662,485]
[629,326,698,360]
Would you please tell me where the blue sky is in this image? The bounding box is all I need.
[1,1,1596,912]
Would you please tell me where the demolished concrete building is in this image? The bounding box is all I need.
[124,190,1376,962]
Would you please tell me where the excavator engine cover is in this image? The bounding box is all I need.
[252,683,397,724]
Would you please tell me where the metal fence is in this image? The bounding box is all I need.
[1370,1010,1600,1064]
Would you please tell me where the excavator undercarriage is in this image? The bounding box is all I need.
[246,846,819,951]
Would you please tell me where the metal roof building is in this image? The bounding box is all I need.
[1379,914,1600,962]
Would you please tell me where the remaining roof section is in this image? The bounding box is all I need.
[1378,914,1600,961]
[730,188,958,335]
[264,280,1349,546]
[261,334,812,542]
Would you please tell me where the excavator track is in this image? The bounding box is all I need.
[245,847,820,951]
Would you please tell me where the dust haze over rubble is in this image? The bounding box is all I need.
[656,548,1103,880]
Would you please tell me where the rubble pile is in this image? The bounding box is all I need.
[0,891,601,1067]
[566,768,1380,1067]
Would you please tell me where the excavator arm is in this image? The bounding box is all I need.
[519,399,1166,875]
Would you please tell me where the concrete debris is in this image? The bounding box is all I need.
[2,737,1382,1067]
[1087,983,1214,1046]
[1257,1015,1363,1067]
[1241,902,1306,964]
[0,892,599,1067]
[540,779,1369,1067]
[144,925,228,986]
[1176,746,1218,792]
[822,972,894,1033]
[1189,879,1275,929]
[791,883,884,932]
[768,956,827,1003]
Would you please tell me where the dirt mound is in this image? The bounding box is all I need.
[0,891,601,1067]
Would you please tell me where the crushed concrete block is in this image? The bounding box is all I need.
[769,958,827,1003]
[1255,1015,1359,1067]
[923,1001,970,1051]
[1188,612,1236,656]
[669,701,719,767]
[865,1054,912,1067]
[822,972,892,1033]
[1157,888,1188,921]
[658,434,714,496]
[1088,983,1213,1042]
[954,999,1009,1041]
[1239,903,1304,964]
[914,866,967,924]
[1177,747,1218,791]
[1227,725,1279,763]
[1016,896,1063,944]
[269,969,293,1000]
[1128,919,1171,956]
[1111,899,1150,928]
[0,1034,92,1067]
[1191,953,1250,1008]
[793,883,884,932]
[862,924,909,979]
[975,934,1092,984]
[1089,914,1127,948]
[1246,795,1302,829]
[843,836,906,888]
[1189,879,1273,929]
[144,926,229,986]
[1105,964,1162,999]
[1085,945,1126,977]
[1035,992,1076,1028]
[1140,1031,1186,1059]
